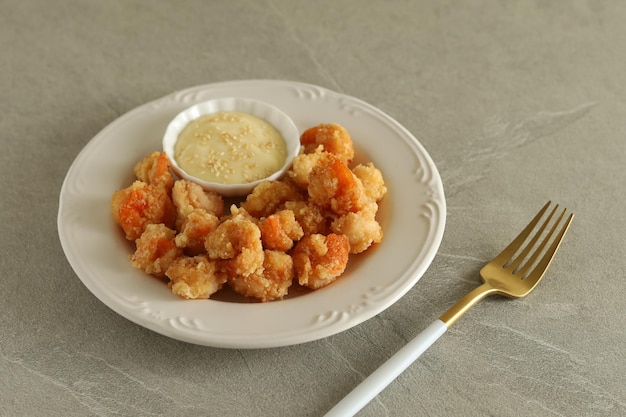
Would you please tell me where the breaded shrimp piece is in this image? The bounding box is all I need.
[221,204,258,223]
[258,209,304,251]
[300,123,355,165]
[240,180,303,218]
[283,200,329,236]
[331,202,383,254]
[133,151,174,191]
[287,149,330,190]
[165,255,227,299]
[172,179,224,229]
[352,162,387,202]
[174,209,220,255]
[228,250,294,302]
[205,214,264,277]
[111,180,177,241]
[308,154,367,216]
[131,223,182,278]
[293,233,350,289]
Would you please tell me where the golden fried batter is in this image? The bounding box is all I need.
[205,213,264,277]
[331,202,383,254]
[287,149,330,190]
[293,233,350,289]
[133,151,174,191]
[166,255,227,299]
[240,180,303,218]
[258,210,304,251]
[172,179,224,229]
[111,180,176,241]
[228,250,294,302]
[300,123,355,165]
[174,209,220,255]
[352,162,387,203]
[131,223,182,278]
[283,200,329,236]
[308,153,367,215]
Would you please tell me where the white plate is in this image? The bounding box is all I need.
[57,80,446,349]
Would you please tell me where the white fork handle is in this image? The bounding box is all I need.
[324,319,448,417]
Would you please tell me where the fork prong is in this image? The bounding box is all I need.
[492,201,552,267]
[515,207,566,277]
[506,203,559,272]
[522,210,573,287]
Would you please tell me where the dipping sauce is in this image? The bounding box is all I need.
[174,111,288,184]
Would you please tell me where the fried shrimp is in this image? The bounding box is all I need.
[111,180,177,241]
[174,209,220,255]
[131,223,182,278]
[300,123,355,165]
[112,122,386,302]
[331,202,383,254]
[308,154,367,216]
[240,180,303,218]
[205,213,264,277]
[165,255,227,299]
[228,250,294,302]
[352,162,387,202]
[133,151,174,191]
[287,149,330,190]
[258,210,304,251]
[172,179,224,229]
[292,233,350,289]
[283,200,328,236]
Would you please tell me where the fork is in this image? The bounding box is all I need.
[324,201,573,417]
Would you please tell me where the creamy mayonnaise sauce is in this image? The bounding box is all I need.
[174,111,287,184]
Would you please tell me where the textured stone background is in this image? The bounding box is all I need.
[2,1,625,416]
